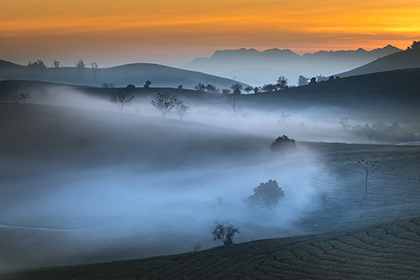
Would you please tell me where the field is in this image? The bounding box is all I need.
[1,96,420,277]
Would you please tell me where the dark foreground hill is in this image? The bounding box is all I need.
[2,216,420,280]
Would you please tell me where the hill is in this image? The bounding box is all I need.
[183,45,402,86]
[339,41,420,77]
[0,60,246,89]
[2,215,420,280]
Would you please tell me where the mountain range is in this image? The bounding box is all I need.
[183,45,402,85]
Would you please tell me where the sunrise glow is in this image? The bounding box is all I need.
[1,0,419,66]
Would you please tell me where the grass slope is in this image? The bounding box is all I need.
[2,215,420,280]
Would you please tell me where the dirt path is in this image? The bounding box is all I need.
[2,216,420,280]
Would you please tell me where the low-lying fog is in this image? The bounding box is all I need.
[1,86,420,272]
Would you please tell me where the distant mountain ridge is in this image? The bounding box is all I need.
[183,45,402,85]
[0,61,247,89]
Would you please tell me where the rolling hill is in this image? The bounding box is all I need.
[0,60,247,89]
[339,42,420,77]
[2,215,420,280]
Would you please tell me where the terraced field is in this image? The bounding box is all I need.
[2,216,420,280]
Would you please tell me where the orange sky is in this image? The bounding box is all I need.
[1,0,419,67]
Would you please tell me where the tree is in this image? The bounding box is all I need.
[262,84,276,92]
[110,87,134,111]
[52,59,60,68]
[244,85,253,94]
[270,135,296,153]
[194,82,206,92]
[298,75,309,86]
[178,85,183,89]
[27,60,46,68]
[91,62,100,82]
[75,59,86,68]
[276,76,288,90]
[211,221,239,246]
[174,102,189,121]
[309,77,317,85]
[356,156,378,199]
[144,80,152,88]
[253,87,260,94]
[18,93,31,104]
[205,83,219,93]
[150,92,181,118]
[246,180,284,209]
[231,83,243,94]
[222,91,240,115]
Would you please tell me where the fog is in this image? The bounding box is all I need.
[1,85,420,272]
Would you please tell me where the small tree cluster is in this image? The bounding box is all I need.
[211,221,240,246]
[151,92,189,120]
[27,60,46,69]
[245,180,284,209]
[270,135,296,153]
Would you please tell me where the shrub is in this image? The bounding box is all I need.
[246,180,284,209]
[211,221,239,246]
[270,135,296,153]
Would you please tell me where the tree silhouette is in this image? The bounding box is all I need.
[356,156,378,199]
[144,80,152,88]
[246,180,284,209]
[194,82,206,92]
[244,86,253,94]
[174,102,189,121]
[52,59,60,68]
[276,76,288,90]
[27,60,46,68]
[211,221,239,246]
[110,87,134,111]
[75,59,86,68]
[151,92,181,118]
[270,135,296,153]
[231,83,243,94]
[222,91,240,115]
[18,93,31,104]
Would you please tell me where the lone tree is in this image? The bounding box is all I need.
[144,80,152,88]
[174,102,189,120]
[245,180,284,209]
[211,221,240,246]
[52,59,60,68]
[75,59,86,68]
[18,93,31,104]
[270,135,296,153]
[150,92,181,118]
[222,91,241,115]
[110,86,135,111]
[356,156,378,199]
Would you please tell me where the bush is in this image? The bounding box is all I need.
[246,180,284,209]
[270,135,296,153]
[211,221,239,246]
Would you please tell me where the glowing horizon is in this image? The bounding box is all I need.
[1,0,419,67]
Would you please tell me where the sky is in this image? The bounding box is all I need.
[1,0,419,67]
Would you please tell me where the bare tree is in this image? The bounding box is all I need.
[18,93,31,104]
[110,87,134,111]
[151,92,181,118]
[356,156,378,199]
[91,62,100,83]
[174,102,189,120]
[211,221,239,246]
[222,92,240,115]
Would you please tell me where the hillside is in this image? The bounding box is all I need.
[0,60,246,89]
[2,215,420,280]
[339,42,420,77]
[183,45,402,85]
